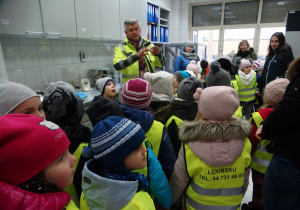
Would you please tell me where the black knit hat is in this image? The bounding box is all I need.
[86,96,124,126]
[206,61,231,87]
[200,60,208,70]
[177,77,202,101]
[43,81,84,126]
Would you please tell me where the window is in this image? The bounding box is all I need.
[223,28,255,57]
[261,0,300,23]
[194,30,219,62]
[192,4,222,27]
[224,1,259,25]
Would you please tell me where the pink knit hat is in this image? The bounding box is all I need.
[0,114,70,186]
[264,78,289,107]
[193,86,239,121]
[252,59,261,70]
[239,59,252,71]
[119,78,153,110]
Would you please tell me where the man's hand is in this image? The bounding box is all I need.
[151,46,160,56]
[137,48,150,58]
[255,125,263,141]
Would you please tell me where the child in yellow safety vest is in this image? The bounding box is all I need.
[236,59,261,120]
[170,86,252,209]
[241,78,289,210]
[80,116,172,209]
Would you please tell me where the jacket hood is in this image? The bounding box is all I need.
[170,98,198,121]
[0,181,71,210]
[179,119,252,167]
[82,160,139,210]
[120,105,154,133]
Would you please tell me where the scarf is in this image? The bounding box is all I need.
[18,179,60,193]
[238,70,255,86]
[171,99,198,121]
[130,39,148,75]
[100,168,148,192]
[236,48,254,58]
[181,51,198,60]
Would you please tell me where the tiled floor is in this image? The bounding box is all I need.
[242,170,253,205]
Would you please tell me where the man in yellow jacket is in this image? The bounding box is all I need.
[113,18,166,83]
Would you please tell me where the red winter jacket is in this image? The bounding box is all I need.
[0,181,71,210]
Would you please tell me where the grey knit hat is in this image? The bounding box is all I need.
[177,77,202,101]
[42,81,84,126]
[0,81,38,116]
[206,61,231,87]
[95,77,114,95]
[185,41,195,47]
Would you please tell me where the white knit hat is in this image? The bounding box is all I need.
[95,77,114,95]
[144,71,174,97]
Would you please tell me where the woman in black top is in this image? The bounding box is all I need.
[256,56,300,210]
[258,32,294,95]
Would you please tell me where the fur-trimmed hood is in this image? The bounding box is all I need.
[179,119,252,167]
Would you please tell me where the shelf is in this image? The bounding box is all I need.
[147,2,170,43]
[147,21,158,25]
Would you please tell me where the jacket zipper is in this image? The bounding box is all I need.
[265,54,276,84]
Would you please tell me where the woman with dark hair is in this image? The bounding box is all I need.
[233,40,257,60]
[258,32,294,94]
[255,56,300,210]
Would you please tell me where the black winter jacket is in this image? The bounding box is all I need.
[262,72,300,168]
[258,50,294,92]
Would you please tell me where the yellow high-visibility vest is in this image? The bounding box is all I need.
[165,115,183,129]
[235,74,257,102]
[64,142,88,207]
[250,112,273,174]
[80,190,155,210]
[113,37,163,83]
[184,138,251,210]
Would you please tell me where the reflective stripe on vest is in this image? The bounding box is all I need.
[114,38,157,83]
[184,138,251,209]
[186,195,240,210]
[165,115,183,129]
[235,74,257,102]
[80,190,155,210]
[251,112,273,174]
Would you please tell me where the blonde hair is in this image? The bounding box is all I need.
[238,40,250,51]
[258,95,273,110]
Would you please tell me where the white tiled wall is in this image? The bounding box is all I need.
[0,37,120,90]
[0,43,8,81]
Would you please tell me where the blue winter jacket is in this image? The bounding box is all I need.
[174,47,200,72]
[146,141,173,208]
[120,105,176,179]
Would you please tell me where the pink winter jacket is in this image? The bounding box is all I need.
[0,181,71,210]
[170,118,252,203]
